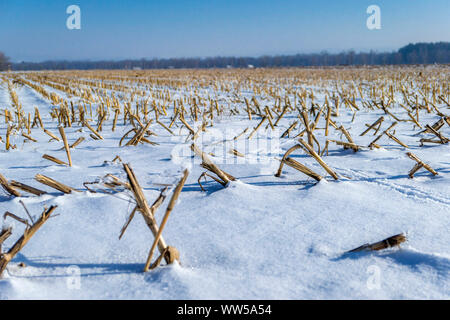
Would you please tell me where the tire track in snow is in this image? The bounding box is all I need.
[338,168,450,207]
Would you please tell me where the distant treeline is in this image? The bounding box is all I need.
[5,42,450,71]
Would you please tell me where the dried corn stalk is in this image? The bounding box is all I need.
[0,173,21,197]
[298,139,338,180]
[42,154,68,166]
[191,143,235,187]
[123,163,169,263]
[35,174,77,194]
[406,152,438,178]
[144,169,189,271]
[9,181,46,196]
[347,233,406,253]
[0,206,58,277]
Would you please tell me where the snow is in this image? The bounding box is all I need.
[0,69,449,299]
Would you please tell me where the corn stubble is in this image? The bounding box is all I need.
[0,66,448,275]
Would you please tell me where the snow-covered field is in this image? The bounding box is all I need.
[0,67,449,299]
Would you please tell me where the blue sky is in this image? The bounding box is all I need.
[0,0,449,62]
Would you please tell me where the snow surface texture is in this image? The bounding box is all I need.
[0,68,449,299]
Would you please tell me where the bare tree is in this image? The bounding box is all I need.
[0,51,11,71]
